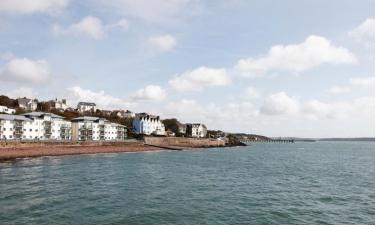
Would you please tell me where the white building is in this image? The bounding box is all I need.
[71,116,126,141]
[77,102,96,113]
[22,112,71,140]
[133,113,165,136]
[49,99,68,111]
[17,98,38,111]
[0,112,71,140]
[0,105,16,114]
[112,110,135,118]
[186,123,207,138]
[0,114,32,140]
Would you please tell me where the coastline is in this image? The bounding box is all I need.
[0,143,169,161]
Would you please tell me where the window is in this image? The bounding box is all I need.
[30,129,32,131]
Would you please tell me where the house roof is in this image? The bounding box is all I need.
[21,112,64,119]
[0,114,32,121]
[77,102,96,106]
[71,116,107,122]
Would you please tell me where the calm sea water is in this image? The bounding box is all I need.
[1,142,375,225]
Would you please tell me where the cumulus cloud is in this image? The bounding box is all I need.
[169,66,231,91]
[235,35,357,77]
[0,0,68,14]
[0,58,51,83]
[130,85,167,101]
[261,92,300,115]
[349,18,375,42]
[67,86,133,109]
[52,16,128,40]
[149,34,177,52]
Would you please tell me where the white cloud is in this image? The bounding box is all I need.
[328,85,351,94]
[96,0,191,24]
[52,16,128,40]
[235,35,357,77]
[261,92,300,115]
[130,85,167,101]
[0,52,15,61]
[67,86,134,109]
[149,34,177,52]
[349,18,375,41]
[0,0,68,14]
[242,87,260,99]
[0,58,51,83]
[7,87,36,99]
[327,76,375,95]
[350,77,375,89]
[169,66,231,91]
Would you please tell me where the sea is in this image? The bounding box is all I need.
[1,142,375,225]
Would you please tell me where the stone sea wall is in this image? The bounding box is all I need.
[144,137,225,148]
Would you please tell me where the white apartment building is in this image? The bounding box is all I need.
[0,114,32,140]
[133,113,165,136]
[22,112,71,140]
[186,123,207,138]
[17,98,38,111]
[0,105,16,114]
[0,112,71,140]
[77,102,96,113]
[71,116,126,141]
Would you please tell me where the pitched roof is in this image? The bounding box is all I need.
[0,114,32,121]
[77,102,96,106]
[21,112,64,119]
[71,116,107,122]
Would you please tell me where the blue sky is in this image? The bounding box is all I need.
[1,0,375,137]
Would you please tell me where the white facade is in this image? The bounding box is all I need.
[0,115,31,140]
[186,123,207,138]
[133,113,165,136]
[71,116,126,141]
[22,112,71,140]
[0,105,16,114]
[17,98,38,111]
[77,102,96,113]
[50,99,68,110]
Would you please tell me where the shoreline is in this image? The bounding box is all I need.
[0,143,171,162]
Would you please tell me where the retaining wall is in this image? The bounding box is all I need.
[144,137,225,148]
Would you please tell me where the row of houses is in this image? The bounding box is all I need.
[132,113,207,138]
[0,113,126,141]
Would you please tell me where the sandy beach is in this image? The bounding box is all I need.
[0,143,168,161]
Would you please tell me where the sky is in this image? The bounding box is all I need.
[1,0,375,137]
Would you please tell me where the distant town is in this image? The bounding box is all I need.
[0,95,212,142]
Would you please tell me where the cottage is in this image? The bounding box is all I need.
[77,102,96,113]
[49,99,68,111]
[132,113,165,136]
[186,123,207,138]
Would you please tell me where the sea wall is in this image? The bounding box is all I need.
[144,137,225,148]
